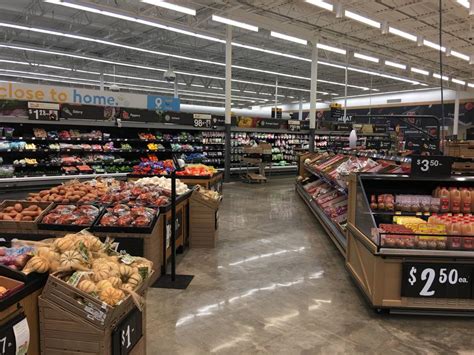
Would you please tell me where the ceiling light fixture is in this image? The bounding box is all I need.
[433,73,449,81]
[387,27,417,42]
[211,15,258,32]
[305,0,334,11]
[317,43,346,55]
[423,40,446,52]
[354,52,379,63]
[468,83,474,88]
[344,10,381,28]
[43,0,224,43]
[140,0,196,16]
[385,60,406,70]
[0,22,224,67]
[450,50,470,61]
[456,0,469,8]
[411,67,429,75]
[270,31,307,45]
[452,78,466,85]
[43,2,433,86]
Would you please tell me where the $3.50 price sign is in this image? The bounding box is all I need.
[401,263,473,299]
[411,155,453,178]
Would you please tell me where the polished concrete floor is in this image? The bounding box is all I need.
[147,177,474,354]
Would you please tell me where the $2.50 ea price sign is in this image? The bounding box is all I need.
[401,263,473,299]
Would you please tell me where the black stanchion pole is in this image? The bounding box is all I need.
[151,155,194,289]
[171,169,176,281]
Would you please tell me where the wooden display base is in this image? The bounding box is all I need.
[346,223,474,314]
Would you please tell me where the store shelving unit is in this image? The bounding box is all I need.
[0,121,227,178]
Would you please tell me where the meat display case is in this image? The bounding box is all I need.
[346,173,474,315]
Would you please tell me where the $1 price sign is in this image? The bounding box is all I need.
[112,307,142,355]
[401,263,473,299]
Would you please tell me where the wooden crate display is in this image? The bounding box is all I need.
[0,201,52,230]
[39,273,148,355]
[189,191,221,248]
[39,297,146,355]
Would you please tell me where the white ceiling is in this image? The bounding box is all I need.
[0,0,472,108]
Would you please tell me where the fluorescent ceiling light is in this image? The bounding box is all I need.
[349,67,419,85]
[44,0,224,43]
[190,84,205,87]
[457,0,469,8]
[211,15,258,32]
[43,1,436,89]
[411,67,429,75]
[450,50,470,61]
[433,73,449,81]
[344,10,380,28]
[140,0,196,16]
[305,0,334,11]
[452,78,466,85]
[317,43,346,55]
[243,90,257,94]
[354,52,379,63]
[388,27,417,42]
[0,22,223,67]
[468,83,474,88]
[385,61,406,70]
[423,40,446,52]
[270,31,307,45]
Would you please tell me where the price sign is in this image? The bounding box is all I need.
[193,113,212,128]
[401,263,473,299]
[27,102,60,121]
[411,155,453,177]
[112,307,142,355]
[0,312,29,355]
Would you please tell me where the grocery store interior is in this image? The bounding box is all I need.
[0,0,473,354]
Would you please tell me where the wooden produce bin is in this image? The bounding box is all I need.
[445,141,474,158]
[39,273,148,355]
[0,277,45,355]
[177,172,224,193]
[189,190,221,248]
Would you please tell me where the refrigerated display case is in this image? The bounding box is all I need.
[346,173,474,314]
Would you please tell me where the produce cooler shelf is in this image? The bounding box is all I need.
[296,182,347,256]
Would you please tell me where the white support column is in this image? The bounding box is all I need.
[309,41,318,151]
[343,55,348,121]
[453,90,460,137]
[298,98,303,121]
[99,72,104,92]
[174,79,179,98]
[224,25,232,181]
[274,77,278,116]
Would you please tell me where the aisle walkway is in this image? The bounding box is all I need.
[147,178,473,354]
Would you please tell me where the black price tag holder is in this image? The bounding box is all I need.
[112,307,143,355]
[27,102,60,121]
[0,311,29,355]
[410,155,453,178]
[401,262,473,299]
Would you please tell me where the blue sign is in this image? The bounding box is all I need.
[147,95,180,112]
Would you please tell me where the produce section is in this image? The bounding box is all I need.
[0,122,226,178]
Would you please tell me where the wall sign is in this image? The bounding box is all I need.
[410,155,453,177]
[27,102,59,121]
[402,263,473,299]
[147,95,180,112]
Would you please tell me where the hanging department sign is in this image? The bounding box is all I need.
[0,82,180,111]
